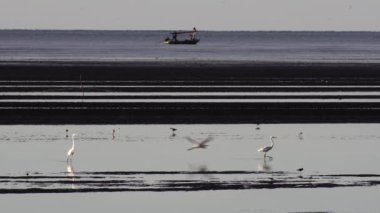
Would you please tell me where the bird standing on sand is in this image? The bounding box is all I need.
[298,131,303,140]
[185,136,213,151]
[258,136,277,158]
[67,134,76,162]
[170,128,177,137]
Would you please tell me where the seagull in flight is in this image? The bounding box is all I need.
[185,136,213,151]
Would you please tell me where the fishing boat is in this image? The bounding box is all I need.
[164,28,199,45]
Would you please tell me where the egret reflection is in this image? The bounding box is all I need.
[66,163,75,177]
[258,157,272,172]
[66,162,76,190]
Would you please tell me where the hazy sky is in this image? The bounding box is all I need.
[1,0,380,31]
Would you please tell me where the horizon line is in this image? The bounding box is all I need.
[1,28,380,33]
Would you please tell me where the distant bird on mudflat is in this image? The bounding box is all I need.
[255,123,260,130]
[170,128,177,136]
[185,136,213,151]
[298,131,303,140]
[297,168,304,178]
[258,136,276,158]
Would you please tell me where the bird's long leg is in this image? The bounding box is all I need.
[264,152,267,158]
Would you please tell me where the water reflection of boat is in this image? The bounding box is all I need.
[164,38,200,45]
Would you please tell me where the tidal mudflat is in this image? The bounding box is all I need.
[1,124,380,212]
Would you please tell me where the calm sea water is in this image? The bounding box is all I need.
[1,30,380,62]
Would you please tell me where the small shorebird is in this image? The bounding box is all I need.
[170,128,177,136]
[185,136,213,151]
[257,136,276,158]
[255,123,260,130]
[298,131,303,140]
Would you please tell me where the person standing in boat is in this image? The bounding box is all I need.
[190,27,197,40]
[172,31,178,41]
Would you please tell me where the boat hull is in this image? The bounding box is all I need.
[164,39,200,45]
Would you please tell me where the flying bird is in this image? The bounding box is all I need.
[67,134,76,162]
[185,136,213,151]
[257,136,276,158]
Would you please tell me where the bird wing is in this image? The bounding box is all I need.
[199,136,213,145]
[263,146,272,152]
[185,137,199,145]
[257,146,269,152]
[187,146,198,151]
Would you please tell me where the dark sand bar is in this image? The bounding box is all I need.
[2,60,380,124]
[2,60,380,82]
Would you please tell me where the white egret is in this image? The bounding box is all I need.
[257,136,277,158]
[185,136,213,151]
[67,134,76,162]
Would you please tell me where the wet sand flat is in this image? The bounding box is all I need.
[1,123,380,211]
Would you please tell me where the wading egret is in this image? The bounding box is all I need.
[185,136,213,151]
[258,136,277,158]
[67,134,76,162]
